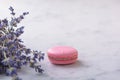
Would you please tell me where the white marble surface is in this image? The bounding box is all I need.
[0,0,120,80]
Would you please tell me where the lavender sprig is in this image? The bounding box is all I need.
[0,6,44,80]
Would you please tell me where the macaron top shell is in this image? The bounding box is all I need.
[48,46,77,55]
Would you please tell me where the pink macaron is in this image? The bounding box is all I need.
[47,46,78,64]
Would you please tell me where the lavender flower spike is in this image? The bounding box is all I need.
[0,6,44,80]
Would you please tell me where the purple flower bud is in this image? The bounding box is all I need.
[11,12,15,15]
[0,35,6,41]
[2,19,8,26]
[25,49,31,54]
[20,15,24,19]
[23,12,29,15]
[15,26,24,37]
[10,19,17,27]
[0,24,3,29]
[9,6,14,12]
[16,18,21,23]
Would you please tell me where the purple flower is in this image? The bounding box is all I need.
[11,12,15,16]
[2,19,8,26]
[16,51,21,56]
[34,53,38,58]
[26,49,31,53]
[16,26,24,32]
[15,26,24,37]
[0,24,3,29]
[0,35,6,41]
[35,65,44,73]
[9,6,14,12]
[10,18,17,27]
[6,41,14,47]
[23,12,29,15]
[15,18,21,23]
[9,6,15,16]
[15,39,23,43]
[39,53,44,61]
[19,15,24,19]
[6,34,12,39]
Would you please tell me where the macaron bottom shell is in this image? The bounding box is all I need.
[48,54,78,64]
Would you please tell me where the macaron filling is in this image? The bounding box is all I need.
[48,54,77,61]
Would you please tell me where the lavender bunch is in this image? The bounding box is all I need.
[0,6,44,80]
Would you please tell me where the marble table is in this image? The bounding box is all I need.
[0,0,120,80]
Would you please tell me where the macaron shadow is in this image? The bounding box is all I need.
[52,60,84,68]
